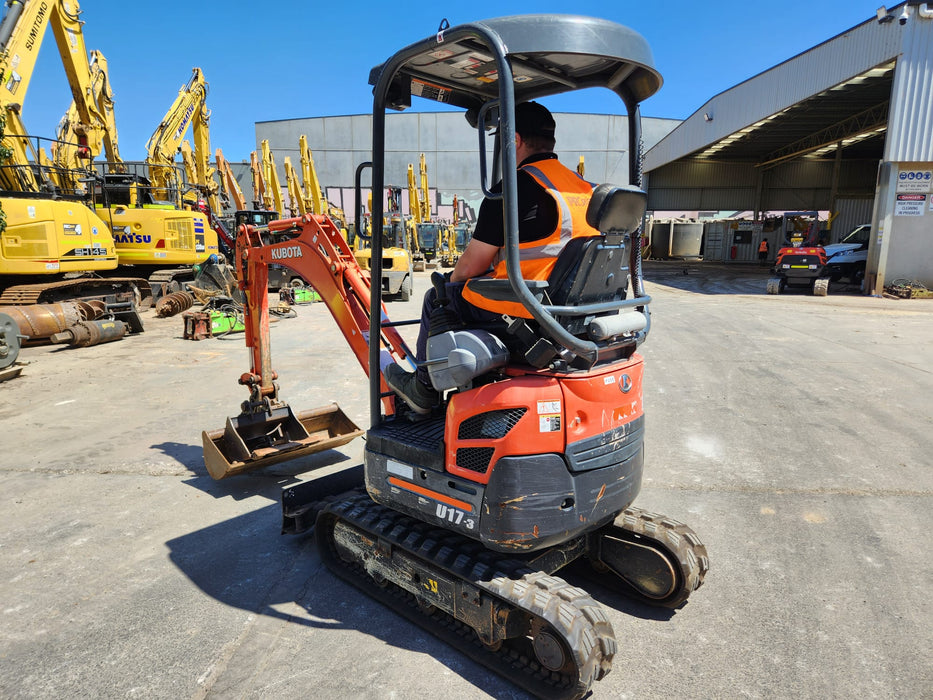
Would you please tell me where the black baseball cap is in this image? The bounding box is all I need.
[494,101,556,138]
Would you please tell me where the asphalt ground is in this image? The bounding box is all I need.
[1,261,931,699]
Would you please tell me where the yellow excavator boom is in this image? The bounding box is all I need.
[216,148,247,212]
[283,156,305,217]
[419,152,431,221]
[260,139,284,214]
[145,68,209,199]
[298,135,325,215]
[54,49,122,177]
[249,151,265,209]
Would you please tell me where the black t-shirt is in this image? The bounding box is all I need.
[471,153,559,248]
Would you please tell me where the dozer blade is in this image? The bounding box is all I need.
[202,403,363,480]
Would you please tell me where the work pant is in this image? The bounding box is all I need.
[414,281,505,385]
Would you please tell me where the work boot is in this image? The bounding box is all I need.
[384,364,438,415]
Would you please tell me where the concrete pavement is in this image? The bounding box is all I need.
[1,263,930,699]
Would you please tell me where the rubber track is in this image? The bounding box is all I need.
[607,506,710,608]
[316,492,616,700]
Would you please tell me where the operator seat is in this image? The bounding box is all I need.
[426,184,648,392]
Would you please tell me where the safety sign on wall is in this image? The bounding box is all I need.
[894,193,927,216]
[896,169,932,193]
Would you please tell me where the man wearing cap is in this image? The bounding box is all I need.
[385,101,598,414]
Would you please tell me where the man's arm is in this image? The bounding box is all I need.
[450,238,499,282]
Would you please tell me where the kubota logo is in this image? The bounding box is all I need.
[271,246,302,260]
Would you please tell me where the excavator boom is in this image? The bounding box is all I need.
[215,148,247,211]
[283,156,305,216]
[298,134,326,216]
[145,68,208,198]
[202,212,412,479]
[260,139,284,213]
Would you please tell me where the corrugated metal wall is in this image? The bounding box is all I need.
[886,16,933,160]
[647,159,877,212]
[831,198,875,242]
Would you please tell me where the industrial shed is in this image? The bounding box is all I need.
[644,2,933,292]
[254,112,679,225]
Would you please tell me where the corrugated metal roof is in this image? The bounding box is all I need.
[645,10,904,171]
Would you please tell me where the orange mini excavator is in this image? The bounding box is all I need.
[203,15,708,699]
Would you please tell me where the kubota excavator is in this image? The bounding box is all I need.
[203,15,707,699]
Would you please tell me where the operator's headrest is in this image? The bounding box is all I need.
[585,184,647,234]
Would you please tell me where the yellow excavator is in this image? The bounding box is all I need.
[53,55,222,297]
[101,66,223,295]
[0,0,148,307]
[409,152,454,269]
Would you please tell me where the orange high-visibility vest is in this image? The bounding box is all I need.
[758,240,769,253]
[462,159,597,318]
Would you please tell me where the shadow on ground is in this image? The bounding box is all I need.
[152,440,358,502]
[166,500,532,699]
[166,470,685,697]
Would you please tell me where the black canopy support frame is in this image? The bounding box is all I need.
[365,15,661,425]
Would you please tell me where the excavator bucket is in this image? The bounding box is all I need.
[202,403,363,480]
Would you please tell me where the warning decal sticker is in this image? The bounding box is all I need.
[411,79,451,103]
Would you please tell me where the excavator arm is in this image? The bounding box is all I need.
[236,213,410,390]
[202,212,412,479]
[298,134,349,233]
[283,156,304,216]
[54,49,122,175]
[249,150,265,210]
[260,139,284,213]
[298,134,326,215]
[216,148,247,211]
[407,163,422,224]
[419,152,431,221]
[190,99,219,213]
[145,68,208,197]
[0,0,105,191]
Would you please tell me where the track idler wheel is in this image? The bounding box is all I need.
[587,507,709,609]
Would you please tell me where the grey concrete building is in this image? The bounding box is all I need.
[254,112,679,225]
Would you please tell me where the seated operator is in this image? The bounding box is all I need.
[384,101,599,414]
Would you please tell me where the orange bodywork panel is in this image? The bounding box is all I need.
[445,354,644,484]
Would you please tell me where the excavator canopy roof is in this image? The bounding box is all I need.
[369,14,661,112]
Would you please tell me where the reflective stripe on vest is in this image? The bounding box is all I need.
[462,159,597,318]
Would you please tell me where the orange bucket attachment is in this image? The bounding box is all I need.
[202,402,363,480]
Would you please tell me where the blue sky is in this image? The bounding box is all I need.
[17,1,875,162]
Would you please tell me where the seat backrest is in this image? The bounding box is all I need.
[545,184,646,335]
[545,236,630,334]
[586,183,647,233]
